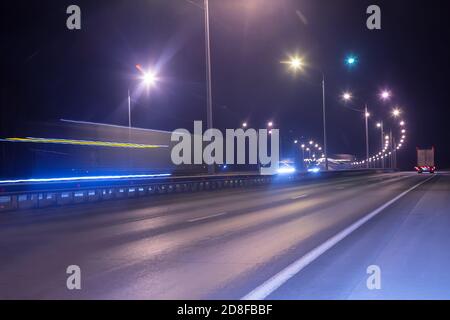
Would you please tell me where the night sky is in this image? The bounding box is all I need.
[2,0,450,171]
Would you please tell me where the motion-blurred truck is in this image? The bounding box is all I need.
[415,147,436,173]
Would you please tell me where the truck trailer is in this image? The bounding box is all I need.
[415,147,436,173]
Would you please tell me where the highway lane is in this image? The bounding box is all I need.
[267,171,449,300]
[0,172,438,299]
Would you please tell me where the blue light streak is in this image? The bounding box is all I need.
[0,173,172,185]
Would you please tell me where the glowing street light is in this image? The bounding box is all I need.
[141,71,158,87]
[345,55,358,66]
[267,121,273,128]
[284,56,304,72]
[392,108,401,117]
[342,92,352,101]
[380,90,392,100]
[242,122,247,128]
[400,120,405,126]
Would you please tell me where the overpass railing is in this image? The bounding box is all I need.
[0,169,394,213]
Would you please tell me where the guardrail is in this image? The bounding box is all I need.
[0,169,394,213]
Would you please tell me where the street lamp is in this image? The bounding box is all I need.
[141,71,157,87]
[340,91,370,168]
[376,121,384,168]
[242,122,247,128]
[128,65,158,129]
[285,56,304,72]
[204,0,214,174]
[284,55,329,171]
[306,147,311,160]
[345,55,358,67]
[342,92,352,101]
[300,144,306,170]
[267,121,274,135]
[380,90,392,100]
[392,108,401,117]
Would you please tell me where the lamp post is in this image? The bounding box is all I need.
[127,89,132,129]
[377,121,384,168]
[364,104,369,168]
[321,73,329,171]
[128,65,157,129]
[204,0,214,174]
[306,147,311,166]
[301,144,305,170]
[341,92,370,169]
[283,56,328,171]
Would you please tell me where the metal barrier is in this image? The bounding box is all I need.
[0,169,394,213]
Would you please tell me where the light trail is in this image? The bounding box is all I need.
[0,137,168,149]
[0,173,172,185]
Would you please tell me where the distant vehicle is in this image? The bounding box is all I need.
[277,161,296,175]
[415,147,435,173]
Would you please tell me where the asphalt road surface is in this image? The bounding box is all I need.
[0,171,448,299]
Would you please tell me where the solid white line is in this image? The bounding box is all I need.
[241,175,435,300]
[291,194,308,200]
[187,212,228,223]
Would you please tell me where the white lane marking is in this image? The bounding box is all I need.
[242,175,435,300]
[188,212,228,223]
[291,194,308,200]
